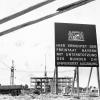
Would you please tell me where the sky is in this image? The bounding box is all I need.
[0,0,99,88]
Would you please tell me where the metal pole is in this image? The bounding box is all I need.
[76,67,80,98]
[97,67,100,96]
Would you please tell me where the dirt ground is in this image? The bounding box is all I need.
[0,94,100,100]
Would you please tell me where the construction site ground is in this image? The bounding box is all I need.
[0,94,100,100]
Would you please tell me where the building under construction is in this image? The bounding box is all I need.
[30,77,73,94]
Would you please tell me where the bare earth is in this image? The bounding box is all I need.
[0,94,100,100]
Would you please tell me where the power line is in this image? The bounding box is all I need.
[0,0,95,36]
[0,0,56,24]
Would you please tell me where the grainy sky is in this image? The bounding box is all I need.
[0,0,99,88]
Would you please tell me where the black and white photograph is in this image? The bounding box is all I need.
[0,0,99,100]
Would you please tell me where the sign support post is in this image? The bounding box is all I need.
[97,67,100,96]
[71,68,77,96]
[55,66,58,95]
[87,67,93,94]
[76,67,80,98]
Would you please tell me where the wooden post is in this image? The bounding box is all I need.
[76,67,80,98]
[52,68,56,94]
[87,67,93,87]
[71,67,76,96]
[97,67,100,96]
[56,66,58,95]
[41,79,42,93]
[87,67,93,94]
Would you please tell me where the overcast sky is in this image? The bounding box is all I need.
[0,0,99,88]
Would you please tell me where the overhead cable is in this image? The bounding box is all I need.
[0,0,95,36]
[0,0,56,24]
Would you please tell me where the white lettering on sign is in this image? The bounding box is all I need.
[68,44,87,48]
[56,44,65,47]
[80,62,98,66]
[56,48,77,52]
[70,57,86,61]
[57,62,78,66]
[82,49,97,52]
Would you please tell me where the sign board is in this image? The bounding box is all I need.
[55,23,99,67]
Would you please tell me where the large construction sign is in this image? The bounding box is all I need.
[55,23,99,67]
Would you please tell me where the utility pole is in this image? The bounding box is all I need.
[44,55,47,78]
[10,60,15,85]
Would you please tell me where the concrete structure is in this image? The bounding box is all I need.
[30,77,73,94]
